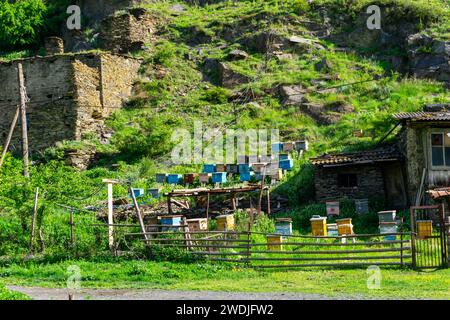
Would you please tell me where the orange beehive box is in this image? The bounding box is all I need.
[417,220,433,239]
[267,235,283,251]
[310,216,327,236]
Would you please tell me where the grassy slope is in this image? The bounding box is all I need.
[0,260,449,299]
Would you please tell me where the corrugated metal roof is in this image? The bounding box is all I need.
[393,112,450,121]
[311,146,402,166]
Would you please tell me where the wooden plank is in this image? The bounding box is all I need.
[140,238,250,243]
[0,105,20,170]
[140,243,248,249]
[29,187,39,253]
[17,63,29,178]
[242,255,411,262]
[247,247,411,255]
[249,240,410,247]
[252,262,407,268]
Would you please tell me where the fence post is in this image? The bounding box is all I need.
[29,187,39,254]
[410,207,417,269]
[70,209,75,247]
[246,222,252,267]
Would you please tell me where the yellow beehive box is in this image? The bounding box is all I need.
[267,235,283,251]
[417,220,433,239]
[186,218,208,232]
[337,224,354,236]
[310,216,327,236]
[216,215,235,231]
[336,218,352,226]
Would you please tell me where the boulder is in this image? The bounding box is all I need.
[228,49,249,60]
[279,85,308,106]
[218,62,250,89]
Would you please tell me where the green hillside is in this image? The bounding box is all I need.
[0,0,449,258]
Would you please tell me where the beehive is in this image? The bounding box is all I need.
[279,153,290,161]
[271,142,284,153]
[156,173,167,183]
[147,216,160,232]
[148,188,160,198]
[378,210,396,223]
[203,164,216,173]
[226,164,239,173]
[212,172,227,183]
[270,169,283,181]
[167,174,183,184]
[337,223,354,236]
[255,173,264,181]
[267,235,283,251]
[130,188,145,198]
[259,155,271,163]
[252,163,266,173]
[279,159,294,170]
[216,215,235,231]
[326,201,340,216]
[310,216,327,236]
[239,164,250,173]
[282,142,295,152]
[355,199,369,214]
[240,172,254,182]
[336,218,352,226]
[327,223,338,237]
[186,218,208,232]
[160,215,183,231]
[183,173,198,184]
[417,220,433,239]
[216,164,226,172]
[199,173,211,184]
[275,218,292,236]
[295,140,309,151]
[379,222,398,241]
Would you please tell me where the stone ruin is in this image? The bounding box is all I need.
[0,53,141,155]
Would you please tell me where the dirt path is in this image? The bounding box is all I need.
[8,286,339,300]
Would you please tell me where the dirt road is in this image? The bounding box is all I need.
[8,286,338,300]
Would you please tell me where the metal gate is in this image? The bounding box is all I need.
[410,205,448,269]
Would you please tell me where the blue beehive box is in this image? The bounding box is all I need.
[240,172,254,182]
[160,215,183,232]
[148,188,160,198]
[239,164,250,173]
[255,173,264,181]
[212,172,227,183]
[156,173,167,183]
[130,188,145,198]
[275,218,293,236]
[279,153,290,161]
[279,159,294,170]
[271,142,284,153]
[167,174,183,184]
[203,164,216,173]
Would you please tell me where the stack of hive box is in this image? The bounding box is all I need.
[378,210,397,241]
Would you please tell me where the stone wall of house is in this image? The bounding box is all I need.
[314,164,386,201]
[0,53,141,154]
[76,0,146,22]
[399,125,427,204]
[99,8,156,53]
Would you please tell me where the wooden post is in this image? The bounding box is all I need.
[266,189,271,216]
[103,179,119,252]
[130,186,152,257]
[167,195,173,215]
[0,106,20,170]
[231,193,237,211]
[206,193,210,224]
[70,209,74,247]
[17,63,29,178]
[29,187,39,253]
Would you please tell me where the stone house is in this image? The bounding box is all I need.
[311,104,450,209]
[0,53,141,154]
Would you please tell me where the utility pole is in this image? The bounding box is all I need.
[17,63,30,178]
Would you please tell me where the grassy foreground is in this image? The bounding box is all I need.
[0,259,449,299]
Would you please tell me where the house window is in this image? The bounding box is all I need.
[431,133,450,167]
[337,174,357,188]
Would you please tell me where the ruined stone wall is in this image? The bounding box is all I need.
[76,0,146,22]
[314,164,386,201]
[99,8,156,53]
[0,53,141,154]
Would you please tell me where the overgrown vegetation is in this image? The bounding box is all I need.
[0,0,448,275]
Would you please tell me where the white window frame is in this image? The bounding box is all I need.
[430,130,450,169]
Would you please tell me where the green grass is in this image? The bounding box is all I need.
[0,259,449,299]
[0,284,29,300]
